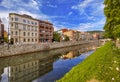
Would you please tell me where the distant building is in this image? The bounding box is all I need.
[9,13,39,44]
[63,30,75,41]
[63,30,81,41]
[0,18,4,43]
[56,28,68,35]
[4,30,8,38]
[39,20,54,43]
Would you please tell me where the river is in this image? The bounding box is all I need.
[0,45,94,82]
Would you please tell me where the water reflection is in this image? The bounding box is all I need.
[61,51,80,59]
[0,45,93,82]
[0,56,54,82]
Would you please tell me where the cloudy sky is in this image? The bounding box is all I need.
[0,0,105,31]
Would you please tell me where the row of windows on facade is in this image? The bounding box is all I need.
[11,61,38,72]
[39,30,53,34]
[39,34,53,37]
[11,23,38,31]
[14,38,38,43]
[11,31,38,36]
[11,17,38,25]
[40,26,53,30]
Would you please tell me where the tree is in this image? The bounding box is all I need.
[4,37,8,42]
[53,32,61,42]
[64,36,69,41]
[104,0,120,40]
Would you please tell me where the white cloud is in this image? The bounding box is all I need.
[18,9,49,20]
[72,0,93,15]
[0,11,13,31]
[0,0,14,9]
[47,4,57,8]
[0,0,40,10]
[76,18,105,31]
[90,3,105,16]
[68,12,73,16]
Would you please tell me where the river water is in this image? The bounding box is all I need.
[0,45,94,82]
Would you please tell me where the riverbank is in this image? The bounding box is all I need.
[0,40,98,57]
[57,41,120,82]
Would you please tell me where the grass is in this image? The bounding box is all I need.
[57,41,120,82]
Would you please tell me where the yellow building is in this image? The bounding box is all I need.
[63,30,81,41]
[9,13,39,44]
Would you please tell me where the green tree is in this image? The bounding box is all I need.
[4,37,8,42]
[53,32,61,42]
[104,0,120,40]
[64,36,69,41]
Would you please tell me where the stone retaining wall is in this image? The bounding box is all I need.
[0,40,98,57]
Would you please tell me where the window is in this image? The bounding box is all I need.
[15,38,18,42]
[15,23,18,29]
[23,38,26,42]
[32,33,34,36]
[23,19,26,23]
[11,17,13,21]
[15,31,18,35]
[32,39,34,42]
[15,17,18,21]
[35,27,37,31]
[35,39,37,42]
[31,21,33,24]
[35,33,37,36]
[28,26,30,30]
[35,22,37,25]
[28,32,30,36]
[28,39,30,42]
[28,21,30,24]
[23,32,26,36]
[11,23,13,27]
[23,25,26,30]
[31,26,34,31]
[11,31,13,35]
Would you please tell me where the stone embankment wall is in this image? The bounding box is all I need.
[0,40,98,57]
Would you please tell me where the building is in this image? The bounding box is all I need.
[0,18,4,43]
[74,31,82,41]
[9,13,39,44]
[63,30,81,41]
[4,30,8,38]
[57,28,68,34]
[39,20,54,43]
[63,30,75,41]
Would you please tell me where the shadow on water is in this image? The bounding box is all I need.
[0,45,94,82]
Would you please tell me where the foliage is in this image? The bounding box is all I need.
[113,25,120,39]
[104,0,120,40]
[4,37,8,42]
[53,32,61,42]
[57,41,120,82]
[64,36,69,41]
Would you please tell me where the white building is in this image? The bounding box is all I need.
[9,13,39,44]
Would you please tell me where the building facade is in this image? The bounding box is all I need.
[63,30,82,41]
[39,20,54,43]
[0,18,4,43]
[9,13,39,44]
